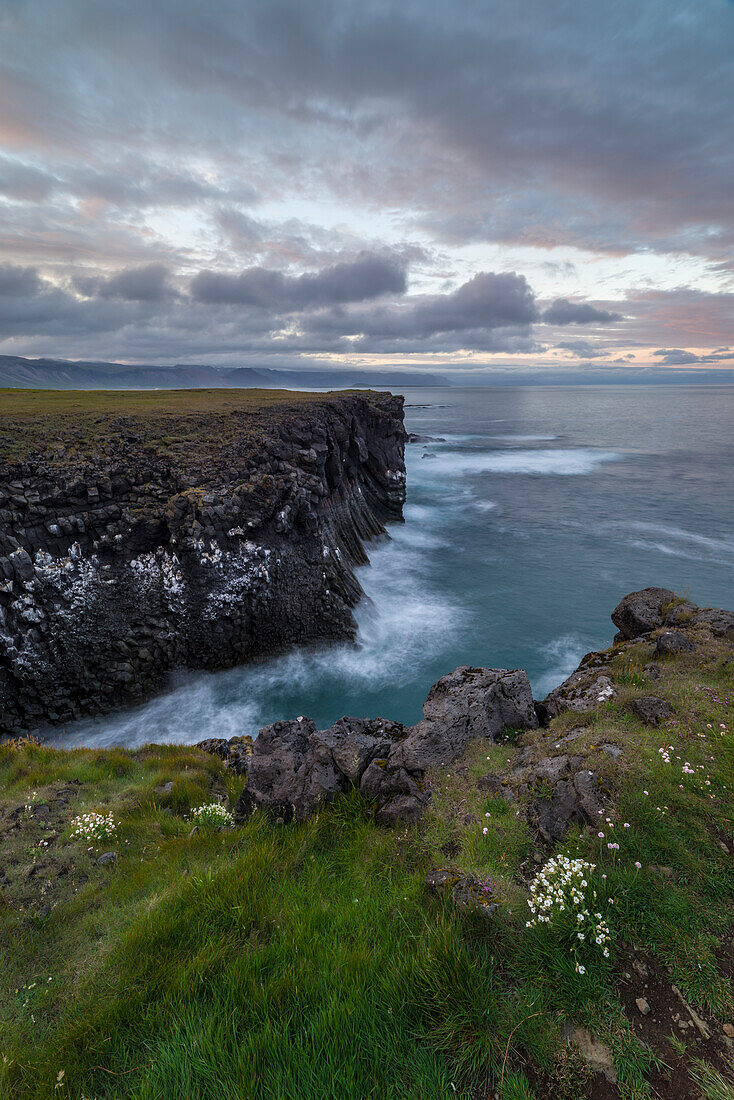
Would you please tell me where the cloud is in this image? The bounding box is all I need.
[190,253,407,308]
[653,346,734,366]
[653,348,701,366]
[0,261,537,361]
[556,340,605,358]
[0,263,43,296]
[542,298,622,325]
[80,263,175,302]
[624,288,734,348]
[301,271,537,352]
[1,0,732,264]
[0,1,732,366]
[0,158,58,202]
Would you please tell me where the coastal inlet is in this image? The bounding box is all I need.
[0,389,405,737]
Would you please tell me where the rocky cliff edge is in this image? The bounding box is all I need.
[0,389,405,735]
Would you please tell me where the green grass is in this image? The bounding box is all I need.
[1,629,733,1098]
[0,387,342,418]
[0,386,374,467]
[690,1058,734,1100]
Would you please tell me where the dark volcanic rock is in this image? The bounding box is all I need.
[542,668,616,719]
[235,715,424,825]
[234,665,540,828]
[654,630,694,657]
[688,607,734,638]
[0,392,406,736]
[477,773,514,800]
[196,736,253,774]
[392,666,538,771]
[511,753,605,843]
[630,695,674,725]
[545,589,734,720]
[611,587,676,639]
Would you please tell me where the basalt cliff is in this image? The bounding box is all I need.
[0,389,406,736]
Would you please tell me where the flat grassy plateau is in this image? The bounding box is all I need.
[0,630,733,1099]
[0,387,351,470]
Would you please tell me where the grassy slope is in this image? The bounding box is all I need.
[0,632,733,1100]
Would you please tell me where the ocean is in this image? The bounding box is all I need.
[47,383,734,748]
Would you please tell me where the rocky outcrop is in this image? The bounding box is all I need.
[235,715,424,826]
[611,586,677,641]
[542,588,734,721]
[0,392,405,736]
[654,630,694,657]
[212,586,734,836]
[390,666,538,771]
[540,651,617,720]
[195,736,253,774]
[630,695,674,726]
[509,748,605,843]
[234,665,538,825]
[611,587,734,642]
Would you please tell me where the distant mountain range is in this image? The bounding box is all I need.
[0,355,452,391]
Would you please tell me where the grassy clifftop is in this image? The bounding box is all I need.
[0,630,733,1099]
[0,386,373,469]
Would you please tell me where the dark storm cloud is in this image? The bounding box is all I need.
[0,262,538,359]
[190,253,407,308]
[78,263,175,302]
[302,272,538,352]
[0,263,43,297]
[542,299,623,325]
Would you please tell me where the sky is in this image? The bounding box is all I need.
[1,0,733,380]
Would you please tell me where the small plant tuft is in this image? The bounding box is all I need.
[69,810,117,843]
[189,802,235,828]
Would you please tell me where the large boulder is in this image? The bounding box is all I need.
[654,630,694,657]
[542,668,616,719]
[317,716,400,784]
[688,607,734,638]
[611,587,676,640]
[235,718,325,822]
[392,666,538,771]
[235,715,427,824]
[630,695,674,725]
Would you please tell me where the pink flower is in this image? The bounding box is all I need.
[482,827,488,835]
[634,861,642,869]
[598,832,605,838]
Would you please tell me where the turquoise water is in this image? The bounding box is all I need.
[50,384,734,747]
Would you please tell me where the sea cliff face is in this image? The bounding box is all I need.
[0,390,405,736]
